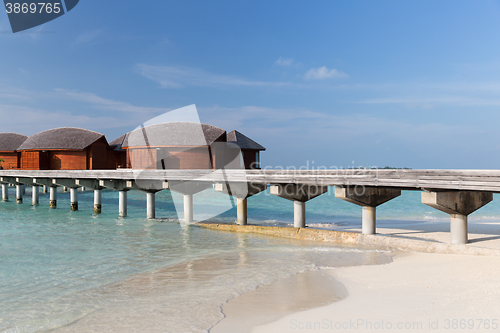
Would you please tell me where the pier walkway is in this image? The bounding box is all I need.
[1,169,500,245]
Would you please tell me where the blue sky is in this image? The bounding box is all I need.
[2,0,500,169]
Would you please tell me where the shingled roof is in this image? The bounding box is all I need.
[18,128,105,150]
[227,130,266,150]
[122,122,226,147]
[0,133,28,151]
[109,134,127,151]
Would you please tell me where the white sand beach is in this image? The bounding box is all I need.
[211,220,500,333]
[251,251,500,333]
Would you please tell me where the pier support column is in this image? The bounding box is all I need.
[362,206,376,235]
[293,200,306,228]
[184,194,193,223]
[422,191,493,244]
[16,184,23,204]
[335,187,401,235]
[2,183,8,201]
[70,188,78,211]
[99,180,132,218]
[32,186,39,206]
[451,214,468,245]
[147,192,156,219]
[119,190,128,217]
[50,186,57,208]
[94,190,102,214]
[214,182,268,226]
[236,198,248,225]
[166,181,212,223]
[43,185,47,194]
[270,184,328,228]
[75,179,105,214]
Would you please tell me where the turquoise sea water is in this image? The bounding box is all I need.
[1,187,500,332]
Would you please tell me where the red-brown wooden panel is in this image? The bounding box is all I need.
[0,152,20,169]
[128,148,157,169]
[50,151,87,170]
[21,151,40,170]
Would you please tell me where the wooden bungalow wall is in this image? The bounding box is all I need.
[127,147,213,170]
[89,140,109,170]
[0,152,20,169]
[50,151,87,170]
[21,151,49,170]
[112,150,127,169]
[243,150,259,169]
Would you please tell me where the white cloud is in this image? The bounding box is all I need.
[198,105,478,151]
[304,66,348,80]
[55,89,172,114]
[136,64,290,88]
[72,30,102,47]
[275,57,295,66]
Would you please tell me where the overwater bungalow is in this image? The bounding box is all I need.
[118,122,265,170]
[121,122,227,170]
[0,133,28,169]
[17,127,119,170]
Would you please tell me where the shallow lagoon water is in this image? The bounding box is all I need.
[1,188,499,332]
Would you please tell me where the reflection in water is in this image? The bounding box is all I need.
[54,240,392,332]
[1,188,394,333]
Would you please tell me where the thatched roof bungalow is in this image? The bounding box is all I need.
[17,127,118,170]
[118,122,266,170]
[0,133,28,169]
[122,122,227,169]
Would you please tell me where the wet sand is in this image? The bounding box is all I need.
[210,270,347,333]
[207,220,500,333]
[251,252,500,333]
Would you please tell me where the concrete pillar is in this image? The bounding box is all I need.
[451,214,468,245]
[2,183,8,201]
[80,186,86,192]
[270,184,328,228]
[362,206,376,235]
[236,197,248,225]
[70,188,78,211]
[183,194,193,222]
[335,187,401,235]
[422,191,493,244]
[214,182,267,226]
[294,200,306,228]
[94,190,102,214]
[63,186,68,192]
[43,185,47,194]
[147,192,155,219]
[119,190,127,217]
[49,186,57,208]
[32,186,39,206]
[16,184,22,204]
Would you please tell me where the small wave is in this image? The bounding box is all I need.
[277,246,393,254]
